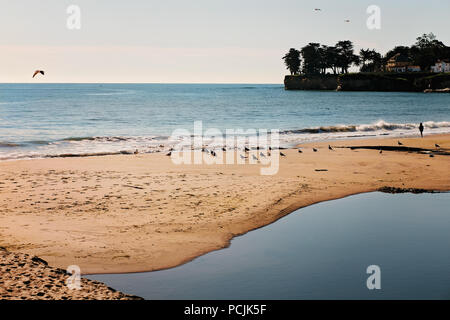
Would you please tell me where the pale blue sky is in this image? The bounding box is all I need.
[1,0,449,83]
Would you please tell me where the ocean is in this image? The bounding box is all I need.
[1,83,449,160]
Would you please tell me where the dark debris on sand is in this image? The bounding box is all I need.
[378,186,444,194]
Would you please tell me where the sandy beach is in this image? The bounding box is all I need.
[0,134,449,284]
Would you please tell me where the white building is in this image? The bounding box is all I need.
[431,60,450,73]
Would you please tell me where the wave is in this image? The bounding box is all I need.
[0,142,22,148]
[280,120,450,135]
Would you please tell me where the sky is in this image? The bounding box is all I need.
[1,0,449,83]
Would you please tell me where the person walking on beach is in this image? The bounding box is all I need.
[419,122,424,138]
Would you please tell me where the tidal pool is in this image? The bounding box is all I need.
[88,192,450,300]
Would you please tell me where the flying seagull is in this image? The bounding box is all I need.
[32,70,45,78]
[314,8,321,11]
[344,19,350,23]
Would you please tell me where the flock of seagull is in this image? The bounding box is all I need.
[163,144,337,160]
[161,140,443,160]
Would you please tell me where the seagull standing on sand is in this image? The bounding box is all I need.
[260,152,266,158]
[435,144,441,148]
[252,155,259,161]
[398,141,403,146]
[240,154,247,160]
[379,148,383,154]
[134,149,139,155]
[32,70,45,78]
[313,148,318,152]
[298,149,303,153]
[280,152,286,157]
[328,145,334,151]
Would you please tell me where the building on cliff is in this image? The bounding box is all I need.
[431,60,450,73]
[386,53,421,72]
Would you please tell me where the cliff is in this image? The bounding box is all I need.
[284,73,450,92]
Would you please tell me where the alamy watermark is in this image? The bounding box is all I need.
[66,265,81,290]
[366,5,381,30]
[169,121,281,175]
[366,265,381,290]
[67,5,81,30]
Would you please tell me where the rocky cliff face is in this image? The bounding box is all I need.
[284,73,450,92]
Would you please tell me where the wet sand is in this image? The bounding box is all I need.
[0,134,449,281]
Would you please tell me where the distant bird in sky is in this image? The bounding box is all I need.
[328,145,334,151]
[314,8,321,11]
[344,19,350,23]
[435,143,441,148]
[32,70,45,78]
[398,141,403,146]
[313,148,318,152]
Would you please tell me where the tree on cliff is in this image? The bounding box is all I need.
[410,33,450,71]
[335,40,359,73]
[360,49,383,72]
[300,43,322,75]
[282,48,301,75]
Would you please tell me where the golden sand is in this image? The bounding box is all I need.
[0,134,449,275]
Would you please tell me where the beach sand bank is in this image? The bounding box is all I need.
[0,134,449,278]
[0,247,141,300]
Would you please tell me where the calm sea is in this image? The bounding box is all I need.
[1,83,449,160]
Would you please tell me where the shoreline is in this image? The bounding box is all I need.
[1,134,449,277]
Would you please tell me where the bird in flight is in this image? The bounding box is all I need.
[344,19,350,23]
[314,8,321,11]
[32,70,45,78]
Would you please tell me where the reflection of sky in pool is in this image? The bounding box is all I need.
[88,192,450,300]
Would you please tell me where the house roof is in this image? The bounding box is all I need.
[389,53,411,63]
